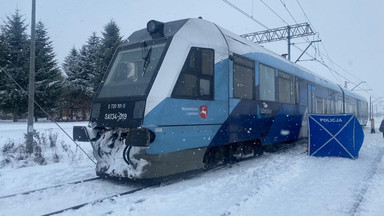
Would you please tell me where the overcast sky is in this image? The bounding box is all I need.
[1,0,383,107]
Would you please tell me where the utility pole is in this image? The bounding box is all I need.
[287,25,291,61]
[370,97,383,134]
[369,96,371,120]
[27,0,36,154]
[370,96,375,133]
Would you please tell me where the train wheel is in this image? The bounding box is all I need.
[204,146,227,167]
[253,139,264,157]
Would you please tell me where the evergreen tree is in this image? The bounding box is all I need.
[0,10,30,121]
[62,33,102,120]
[78,32,102,96]
[62,47,79,79]
[99,20,123,81]
[0,27,6,100]
[0,26,5,118]
[62,46,87,120]
[61,21,123,120]
[33,21,63,120]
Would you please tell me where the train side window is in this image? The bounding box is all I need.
[293,77,299,104]
[259,63,275,101]
[317,97,324,114]
[308,84,316,113]
[278,71,291,103]
[336,95,343,113]
[202,49,214,76]
[172,47,214,100]
[233,54,255,100]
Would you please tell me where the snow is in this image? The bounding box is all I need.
[1,120,384,216]
[94,129,149,178]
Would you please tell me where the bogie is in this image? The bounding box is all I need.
[203,139,264,167]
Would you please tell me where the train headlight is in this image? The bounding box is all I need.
[146,20,164,38]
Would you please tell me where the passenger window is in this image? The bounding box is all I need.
[172,73,198,97]
[233,54,255,100]
[259,64,275,101]
[172,47,214,100]
[278,71,291,103]
[202,50,214,76]
[199,79,211,96]
[317,97,324,114]
[293,77,299,104]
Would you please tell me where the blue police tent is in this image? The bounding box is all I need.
[308,114,364,159]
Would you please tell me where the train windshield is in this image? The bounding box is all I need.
[97,42,167,98]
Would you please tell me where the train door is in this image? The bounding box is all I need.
[299,83,315,138]
[228,54,257,143]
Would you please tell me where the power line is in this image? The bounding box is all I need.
[295,0,315,31]
[295,0,365,85]
[279,0,298,24]
[258,0,289,25]
[224,0,373,97]
[293,44,340,83]
[292,44,374,96]
[277,1,333,68]
[222,0,269,29]
[281,0,368,89]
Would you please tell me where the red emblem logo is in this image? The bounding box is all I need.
[200,106,208,119]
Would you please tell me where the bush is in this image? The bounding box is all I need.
[0,129,89,169]
[1,130,67,168]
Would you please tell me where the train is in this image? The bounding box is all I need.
[73,18,368,179]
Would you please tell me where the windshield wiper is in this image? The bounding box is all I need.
[141,42,152,76]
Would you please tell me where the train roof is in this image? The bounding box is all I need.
[123,18,366,102]
[123,19,189,46]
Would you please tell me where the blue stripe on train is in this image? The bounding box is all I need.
[144,99,305,155]
[210,99,305,147]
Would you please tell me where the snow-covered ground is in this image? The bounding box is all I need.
[1,120,384,216]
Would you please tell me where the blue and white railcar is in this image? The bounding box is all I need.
[73,18,368,179]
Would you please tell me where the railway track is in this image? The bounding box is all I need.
[0,175,145,216]
[40,164,234,216]
[0,177,101,200]
[39,145,302,215]
[40,185,155,216]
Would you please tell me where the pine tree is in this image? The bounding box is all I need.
[62,46,91,120]
[33,21,63,120]
[61,21,123,120]
[62,47,79,79]
[61,47,80,120]
[62,33,101,120]
[99,20,123,78]
[80,32,103,94]
[0,26,5,118]
[0,10,30,121]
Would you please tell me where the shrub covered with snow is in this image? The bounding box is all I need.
[0,130,84,168]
